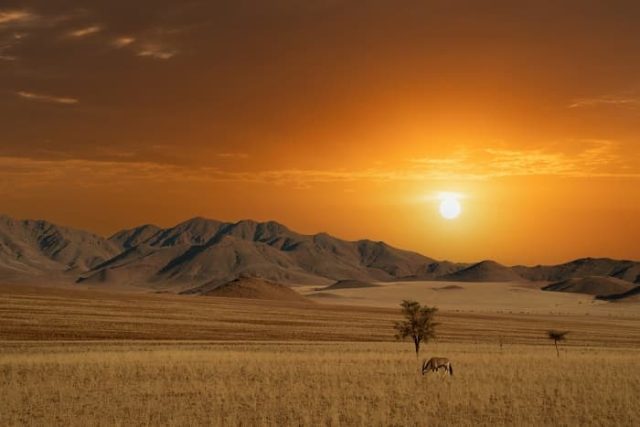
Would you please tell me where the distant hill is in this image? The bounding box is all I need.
[187,276,311,302]
[514,258,640,283]
[0,214,120,281]
[542,276,637,297]
[440,260,524,282]
[1,213,639,295]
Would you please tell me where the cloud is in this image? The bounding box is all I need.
[67,25,102,38]
[568,96,640,109]
[0,32,27,60]
[409,140,638,180]
[274,142,639,182]
[0,19,32,61]
[0,141,637,196]
[67,25,102,39]
[137,43,177,60]
[0,157,164,192]
[0,156,441,193]
[112,36,135,48]
[0,10,36,26]
[16,91,79,105]
[112,37,178,60]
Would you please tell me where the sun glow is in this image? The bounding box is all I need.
[438,192,462,220]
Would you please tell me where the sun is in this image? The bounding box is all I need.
[438,193,462,220]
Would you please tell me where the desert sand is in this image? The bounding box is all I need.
[302,280,640,317]
[193,276,312,302]
[543,276,638,298]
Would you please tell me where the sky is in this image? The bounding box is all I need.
[1,0,639,265]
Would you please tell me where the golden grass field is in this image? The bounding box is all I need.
[1,283,639,426]
[2,342,639,426]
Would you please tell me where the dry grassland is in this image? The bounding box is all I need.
[2,284,639,346]
[1,284,639,426]
[1,342,639,426]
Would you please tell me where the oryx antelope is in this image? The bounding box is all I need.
[422,357,453,376]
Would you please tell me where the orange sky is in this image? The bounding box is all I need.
[1,1,639,264]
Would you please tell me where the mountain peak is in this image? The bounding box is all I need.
[175,216,223,228]
[0,216,120,275]
[3,215,639,291]
[474,260,507,268]
[109,224,162,249]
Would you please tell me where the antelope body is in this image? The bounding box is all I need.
[422,357,453,376]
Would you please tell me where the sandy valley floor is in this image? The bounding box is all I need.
[300,280,640,316]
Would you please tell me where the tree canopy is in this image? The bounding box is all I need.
[394,300,439,357]
[547,330,569,357]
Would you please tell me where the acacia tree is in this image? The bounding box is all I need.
[547,330,569,357]
[394,300,439,358]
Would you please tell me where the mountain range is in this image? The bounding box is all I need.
[1,214,639,294]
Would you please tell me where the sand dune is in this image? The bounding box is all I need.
[189,276,311,302]
[321,279,379,290]
[433,284,464,291]
[596,286,640,302]
[440,260,524,282]
[542,276,637,297]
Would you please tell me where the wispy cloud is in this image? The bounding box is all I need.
[0,9,81,33]
[17,91,79,105]
[0,9,36,26]
[137,43,177,60]
[0,32,28,60]
[112,36,135,48]
[67,25,102,38]
[568,95,640,109]
[0,141,637,195]
[410,140,636,180]
[112,36,178,60]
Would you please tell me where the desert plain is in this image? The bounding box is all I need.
[1,280,639,426]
